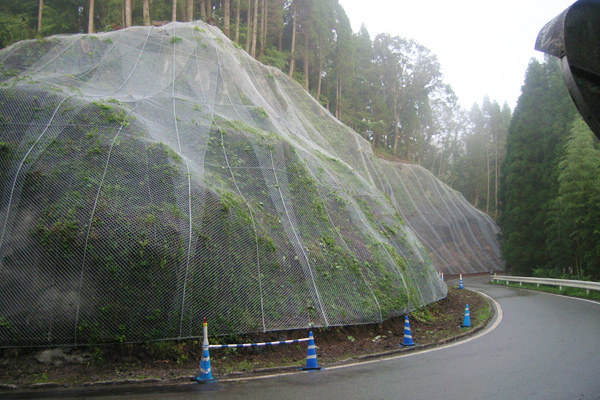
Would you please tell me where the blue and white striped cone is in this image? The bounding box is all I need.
[195,318,215,382]
[400,315,416,347]
[195,345,214,382]
[460,304,472,328]
[458,273,464,289]
[300,331,321,370]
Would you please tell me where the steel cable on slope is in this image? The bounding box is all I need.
[210,44,268,332]
[303,155,383,323]
[73,28,169,344]
[218,33,362,328]
[443,186,502,262]
[345,161,429,306]
[336,165,428,306]
[211,58,315,329]
[0,96,70,273]
[268,147,330,326]
[73,107,133,344]
[385,165,467,272]
[378,175,444,304]
[237,53,404,318]
[421,169,498,271]
[48,35,123,94]
[245,69,393,321]
[406,166,485,273]
[168,24,197,340]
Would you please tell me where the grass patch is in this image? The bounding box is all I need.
[472,300,492,326]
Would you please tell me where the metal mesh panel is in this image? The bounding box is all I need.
[0,21,501,347]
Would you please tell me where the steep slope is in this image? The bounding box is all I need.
[0,22,501,347]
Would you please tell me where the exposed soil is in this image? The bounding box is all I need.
[0,287,490,390]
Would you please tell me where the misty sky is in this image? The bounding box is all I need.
[338,0,575,110]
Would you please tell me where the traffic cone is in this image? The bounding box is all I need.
[300,331,321,370]
[195,318,215,382]
[460,304,472,328]
[400,315,416,347]
[458,273,464,289]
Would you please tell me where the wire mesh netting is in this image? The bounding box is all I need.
[0,22,501,347]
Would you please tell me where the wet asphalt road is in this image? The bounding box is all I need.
[4,276,600,400]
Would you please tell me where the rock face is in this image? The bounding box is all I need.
[0,22,502,346]
[36,348,90,366]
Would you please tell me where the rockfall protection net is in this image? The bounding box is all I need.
[0,22,501,347]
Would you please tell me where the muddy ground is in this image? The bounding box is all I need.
[0,287,490,390]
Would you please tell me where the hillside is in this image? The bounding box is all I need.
[0,21,501,346]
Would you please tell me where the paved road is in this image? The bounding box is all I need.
[5,276,600,399]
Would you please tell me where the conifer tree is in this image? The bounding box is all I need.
[499,58,576,275]
[546,118,600,279]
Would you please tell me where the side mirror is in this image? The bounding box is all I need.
[535,0,600,139]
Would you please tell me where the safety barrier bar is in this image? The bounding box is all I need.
[195,318,320,382]
[491,275,600,293]
[208,338,310,349]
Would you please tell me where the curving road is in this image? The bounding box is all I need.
[5,276,600,399]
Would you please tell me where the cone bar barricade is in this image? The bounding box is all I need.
[400,315,416,347]
[195,317,215,383]
[458,273,464,289]
[193,320,320,380]
[461,304,472,328]
[300,331,321,370]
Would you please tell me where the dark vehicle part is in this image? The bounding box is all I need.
[535,0,600,139]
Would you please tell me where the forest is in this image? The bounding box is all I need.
[500,58,600,281]
[1,0,598,281]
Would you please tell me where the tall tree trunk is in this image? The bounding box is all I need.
[172,0,177,22]
[486,146,490,215]
[200,0,206,19]
[259,0,266,56]
[251,0,259,57]
[88,0,95,33]
[392,85,400,154]
[245,0,252,52]
[37,0,43,34]
[278,30,283,51]
[494,120,499,220]
[303,32,309,90]
[223,0,231,37]
[207,0,212,17]
[143,0,151,25]
[186,0,194,21]
[316,48,323,102]
[288,1,297,77]
[335,78,341,120]
[125,0,132,27]
[335,80,339,119]
[234,0,240,42]
[120,1,125,27]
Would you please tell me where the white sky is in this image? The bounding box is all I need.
[338,0,575,110]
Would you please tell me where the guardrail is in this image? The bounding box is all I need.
[491,275,600,294]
